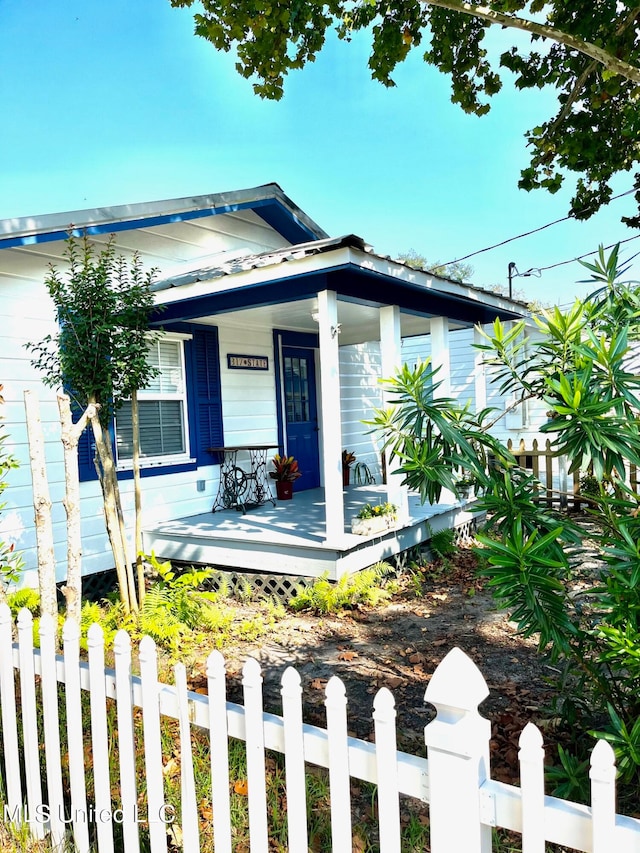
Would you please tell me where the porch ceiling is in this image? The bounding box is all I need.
[185,297,467,346]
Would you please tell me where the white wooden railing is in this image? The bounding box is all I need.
[1,604,640,852]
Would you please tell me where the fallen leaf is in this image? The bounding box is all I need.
[310,678,328,690]
[234,779,249,796]
[163,758,180,778]
[199,798,213,820]
[338,650,358,662]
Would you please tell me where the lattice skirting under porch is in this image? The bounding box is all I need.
[201,570,312,603]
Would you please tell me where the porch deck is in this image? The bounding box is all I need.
[142,485,480,580]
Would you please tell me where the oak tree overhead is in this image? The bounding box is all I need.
[171,0,640,226]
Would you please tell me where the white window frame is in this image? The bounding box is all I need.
[115,332,194,470]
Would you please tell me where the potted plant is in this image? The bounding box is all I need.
[351,501,397,535]
[269,454,302,500]
[342,449,356,487]
[455,475,476,500]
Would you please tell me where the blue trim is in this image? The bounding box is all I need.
[0,200,319,250]
[256,202,319,244]
[157,265,521,326]
[273,330,285,455]
[274,329,319,349]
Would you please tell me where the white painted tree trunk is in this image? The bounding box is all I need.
[23,390,57,618]
[57,394,95,623]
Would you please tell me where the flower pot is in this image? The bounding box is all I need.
[275,480,293,500]
[351,514,396,536]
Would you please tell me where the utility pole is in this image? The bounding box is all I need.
[508,262,517,299]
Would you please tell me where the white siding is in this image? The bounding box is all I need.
[339,342,384,480]
[0,211,291,583]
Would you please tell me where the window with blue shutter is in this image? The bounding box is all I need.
[78,324,223,480]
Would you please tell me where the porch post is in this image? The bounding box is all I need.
[473,325,487,412]
[430,317,451,397]
[317,290,345,545]
[380,306,409,521]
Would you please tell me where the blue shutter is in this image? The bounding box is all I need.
[77,421,97,481]
[185,325,223,465]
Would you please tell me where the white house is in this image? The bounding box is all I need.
[0,183,525,585]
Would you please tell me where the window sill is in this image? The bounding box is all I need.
[115,458,198,480]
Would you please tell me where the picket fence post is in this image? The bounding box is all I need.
[424,647,492,853]
[39,613,66,851]
[206,650,232,853]
[113,629,140,853]
[0,603,23,827]
[62,616,90,853]
[17,609,45,840]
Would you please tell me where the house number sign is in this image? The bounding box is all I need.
[227,354,269,370]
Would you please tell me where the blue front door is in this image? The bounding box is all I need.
[282,347,320,490]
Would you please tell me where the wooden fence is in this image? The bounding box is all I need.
[2,604,640,852]
[506,439,639,510]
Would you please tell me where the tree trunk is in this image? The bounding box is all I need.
[88,402,134,612]
[23,390,58,618]
[131,390,146,605]
[57,394,95,623]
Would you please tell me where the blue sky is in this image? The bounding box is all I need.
[1,0,638,306]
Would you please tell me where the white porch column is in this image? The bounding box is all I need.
[380,305,409,521]
[473,325,487,412]
[430,316,451,397]
[317,290,345,545]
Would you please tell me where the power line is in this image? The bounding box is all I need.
[519,234,640,276]
[438,188,637,268]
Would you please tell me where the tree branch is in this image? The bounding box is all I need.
[547,8,640,138]
[422,0,640,83]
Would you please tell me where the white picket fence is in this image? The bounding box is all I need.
[1,605,640,853]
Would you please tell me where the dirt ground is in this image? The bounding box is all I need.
[187,526,601,787]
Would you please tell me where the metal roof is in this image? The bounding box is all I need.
[153,234,525,326]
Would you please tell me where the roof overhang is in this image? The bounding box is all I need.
[153,240,524,327]
[0,183,328,249]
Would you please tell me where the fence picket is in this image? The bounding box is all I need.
[17,609,45,839]
[281,666,309,852]
[590,739,617,853]
[38,614,66,851]
[373,687,401,853]
[325,675,352,852]
[0,603,23,825]
[206,650,232,853]
[174,663,200,850]
[3,614,640,853]
[519,723,545,853]
[87,623,114,853]
[63,616,90,853]
[242,657,269,853]
[138,636,169,853]
[113,630,140,853]
[424,648,492,853]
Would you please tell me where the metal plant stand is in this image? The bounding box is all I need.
[209,445,277,513]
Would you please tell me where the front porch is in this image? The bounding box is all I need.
[142,485,481,580]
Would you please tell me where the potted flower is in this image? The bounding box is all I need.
[342,449,356,487]
[269,454,302,500]
[351,501,397,536]
[454,473,476,500]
